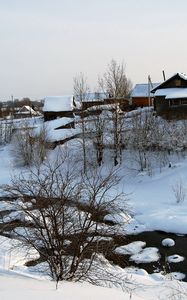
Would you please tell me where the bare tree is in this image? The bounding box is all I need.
[73,73,90,173]
[99,59,132,166]
[98,59,132,99]
[12,122,49,166]
[0,152,128,286]
[87,110,106,166]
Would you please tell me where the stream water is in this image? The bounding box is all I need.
[110,231,187,281]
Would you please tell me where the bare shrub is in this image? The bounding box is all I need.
[12,123,49,166]
[0,119,14,145]
[172,179,186,204]
[0,152,128,286]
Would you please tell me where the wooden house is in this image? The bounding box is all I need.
[14,105,39,118]
[74,92,129,116]
[131,83,159,107]
[151,73,187,118]
[74,92,107,111]
[43,96,74,121]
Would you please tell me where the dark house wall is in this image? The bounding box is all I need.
[154,96,168,113]
[44,111,74,121]
[55,121,75,130]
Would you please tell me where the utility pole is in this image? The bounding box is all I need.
[148,75,151,106]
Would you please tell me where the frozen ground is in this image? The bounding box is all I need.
[1,269,187,300]
[1,118,187,298]
[1,138,187,235]
[0,235,186,300]
[123,157,187,235]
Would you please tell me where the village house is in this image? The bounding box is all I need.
[43,96,74,121]
[74,92,129,116]
[131,83,159,107]
[151,73,187,118]
[14,105,40,119]
[74,92,107,110]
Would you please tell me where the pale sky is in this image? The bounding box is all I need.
[1,0,187,100]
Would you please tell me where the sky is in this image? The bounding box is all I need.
[1,0,187,100]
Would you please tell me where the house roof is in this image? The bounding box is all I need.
[17,105,38,115]
[131,83,160,98]
[154,88,187,99]
[151,73,187,93]
[74,92,107,102]
[74,92,107,109]
[43,96,74,112]
[44,117,74,130]
[166,89,187,99]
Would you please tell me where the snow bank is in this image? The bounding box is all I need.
[130,247,160,264]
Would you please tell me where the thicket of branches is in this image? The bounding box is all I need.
[12,123,49,166]
[0,120,14,145]
[0,151,128,286]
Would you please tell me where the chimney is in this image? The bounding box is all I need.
[162,70,166,81]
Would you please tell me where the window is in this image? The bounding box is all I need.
[169,99,181,106]
[181,99,187,105]
[175,79,181,87]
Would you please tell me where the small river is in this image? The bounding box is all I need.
[110,231,187,281]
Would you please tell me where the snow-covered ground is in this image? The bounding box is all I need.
[0,234,186,300]
[123,157,187,235]
[1,114,187,298]
[3,140,187,235]
[1,267,187,300]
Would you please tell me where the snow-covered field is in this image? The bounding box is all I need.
[0,233,186,300]
[1,113,187,299]
[123,156,187,235]
[1,267,187,300]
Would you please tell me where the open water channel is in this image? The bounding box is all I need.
[110,231,187,281]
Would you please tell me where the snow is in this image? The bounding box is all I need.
[162,238,175,247]
[74,92,106,103]
[167,272,186,280]
[44,117,74,129]
[16,106,38,115]
[154,88,187,99]
[34,118,80,142]
[167,254,185,263]
[123,157,187,235]
[2,113,187,298]
[0,236,186,300]
[115,241,146,255]
[166,88,187,99]
[43,96,74,112]
[0,145,15,184]
[154,88,184,97]
[0,273,132,300]
[177,72,187,80]
[130,247,160,264]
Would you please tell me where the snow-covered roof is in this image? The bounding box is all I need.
[166,88,187,99]
[131,83,160,97]
[154,88,187,99]
[74,92,107,108]
[175,72,187,80]
[74,92,107,102]
[86,103,118,111]
[16,106,38,115]
[43,96,74,112]
[44,117,74,130]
